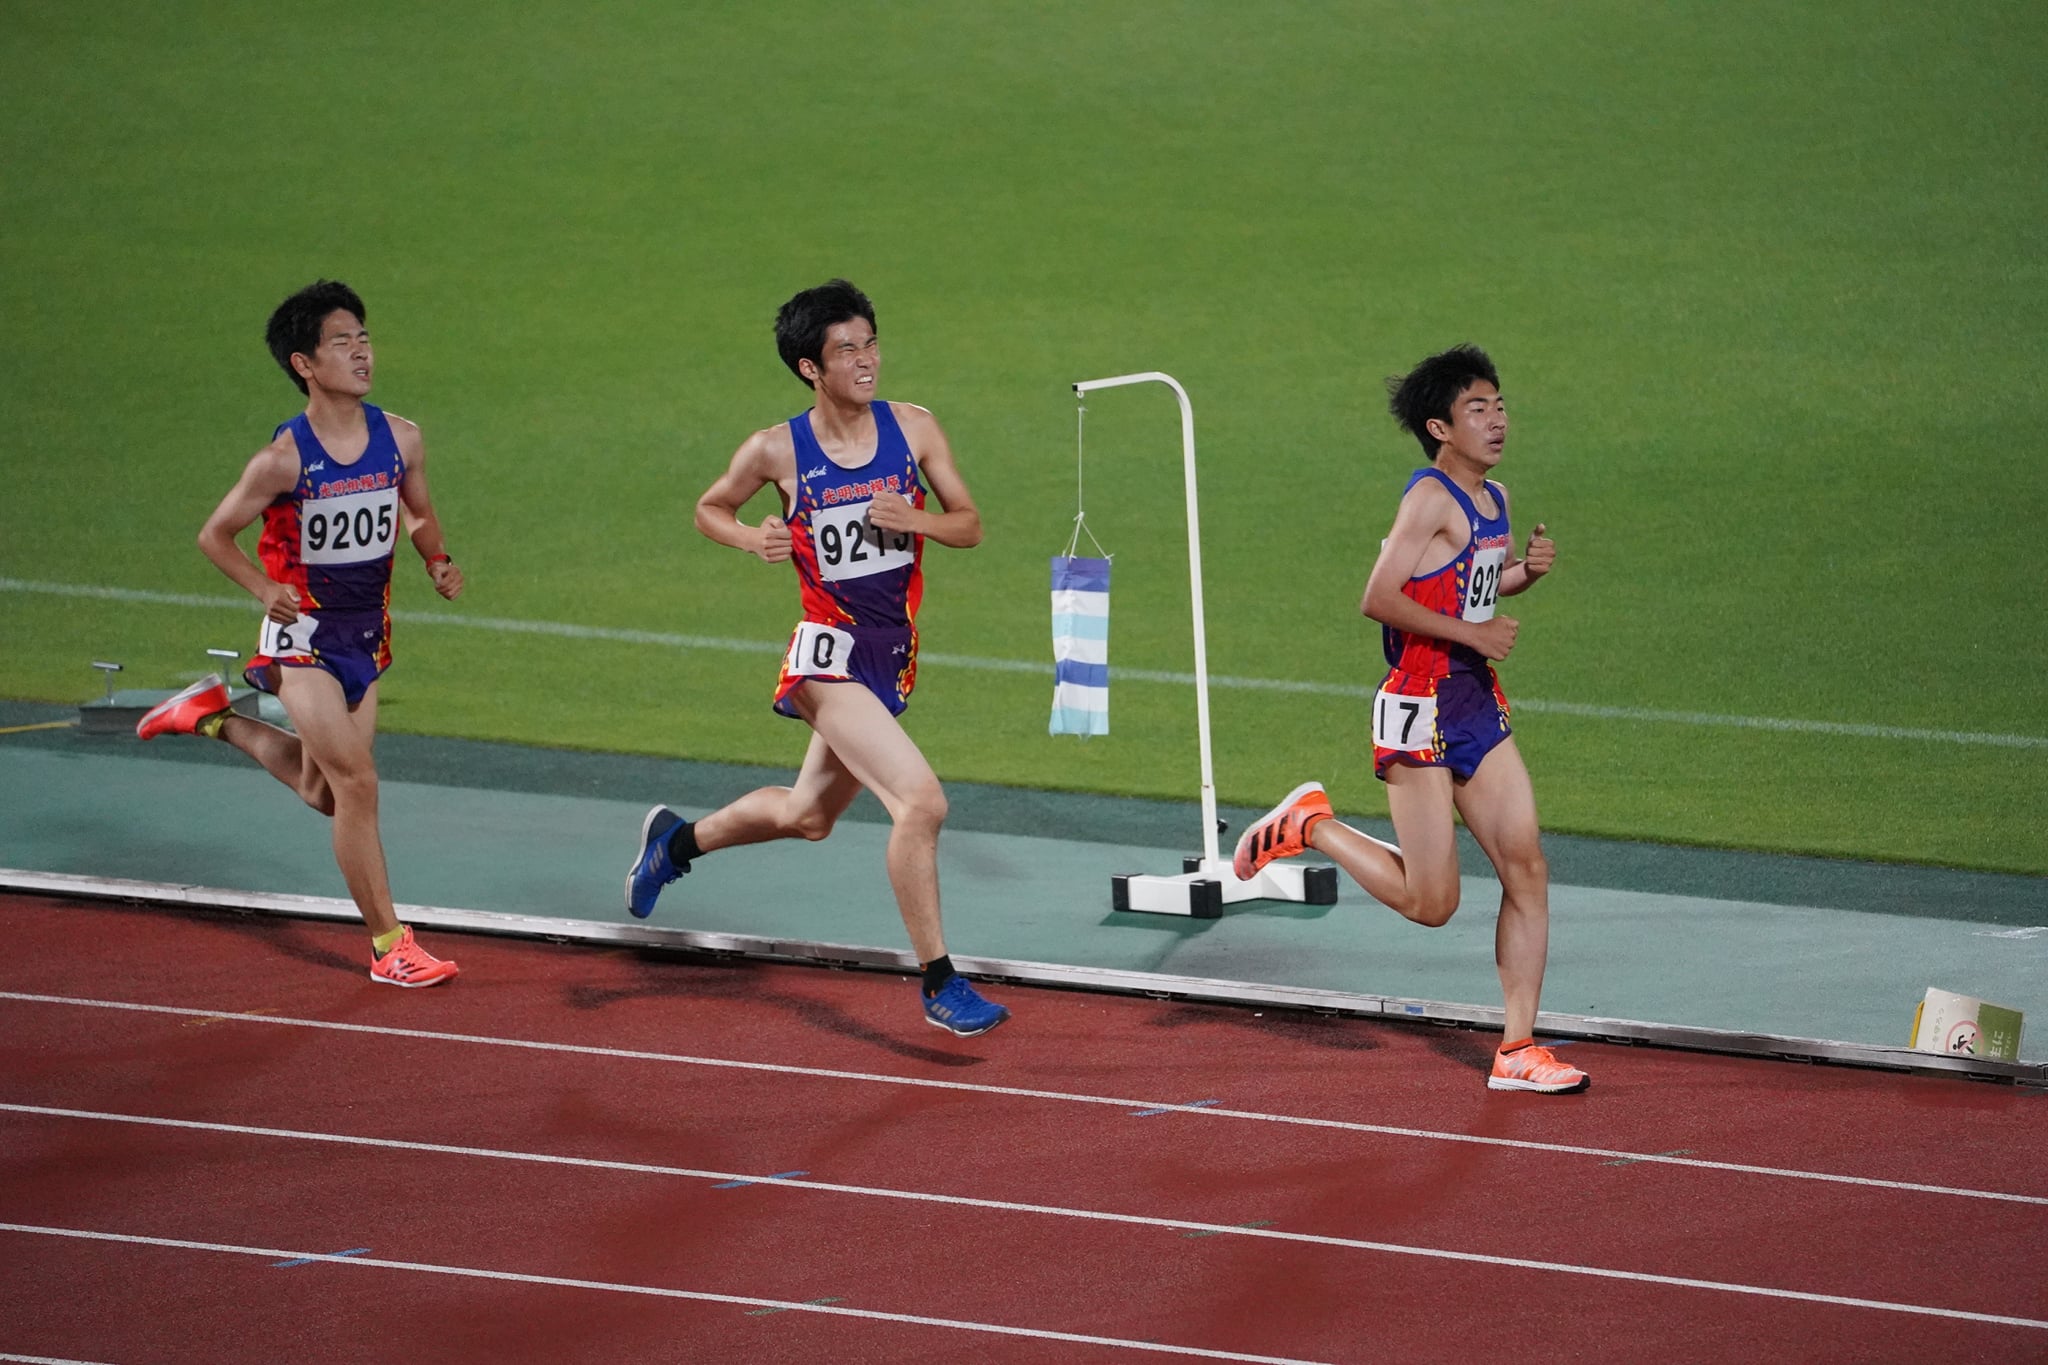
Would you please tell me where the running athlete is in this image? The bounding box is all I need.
[625,279,1009,1037]
[1234,345,1585,1093]
[135,280,465,987]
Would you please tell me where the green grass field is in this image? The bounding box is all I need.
[4,3,2044,873]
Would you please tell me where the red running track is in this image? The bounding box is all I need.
[1,894,2044,1364]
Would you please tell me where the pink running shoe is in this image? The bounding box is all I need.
[369,927,460,988]
[1232,781,1334,880]
[1488,1041,1590,1093]
[135,674,233,741]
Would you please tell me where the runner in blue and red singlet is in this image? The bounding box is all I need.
[135,280,467,988]
[624,280,1010,1038]
[1233,345,1586,1094]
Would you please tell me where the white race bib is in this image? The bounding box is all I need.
[785,621,856,677]
[259,612,321,658]
[810,501,914,582]
[1462,545,1506,622]
[1372,687,1438,752]
[301,487,399,566]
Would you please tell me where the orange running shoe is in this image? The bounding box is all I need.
[369,927,460,988]
[1488,1041,1590,1093]
[135,674,233,741]
[1232,781,1334,880]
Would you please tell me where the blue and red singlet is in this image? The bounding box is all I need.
[244,404,405,705]
[773,400,926,718]
[1372,467,1515,780]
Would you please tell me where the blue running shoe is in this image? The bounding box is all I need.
[922,975,1010,1037]
[625,805,688,919]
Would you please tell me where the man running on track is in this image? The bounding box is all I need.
[625,279,1009,1037]
[1234,344,1586,1093]
[136,280,465,988]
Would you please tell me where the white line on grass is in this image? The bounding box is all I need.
[6,577,2041,750]
[2,1119,2042,1331]
[3,991,2041,1207]
[0,1222,1330,1364]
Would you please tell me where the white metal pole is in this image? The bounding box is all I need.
[1071,372,1220,865]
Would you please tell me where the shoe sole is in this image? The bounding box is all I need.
[1233,780,1328,878]
[925,1009,1010,1038]
[624,805,676,918]
[368,968,459,988]
[1487,1074,1591,1094]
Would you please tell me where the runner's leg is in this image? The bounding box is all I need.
[275,669,397,938]
[692,727,865,853]
[777,680,949,963]
[1310,763,1463,926]
[1450,737,1549,1044]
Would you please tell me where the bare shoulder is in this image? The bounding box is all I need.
[737,420,797,475]
[382,410,426,461]
[887,400,943,437]
[250,428,303,482]
[1395,472,1463,529]
[884,401,951,462]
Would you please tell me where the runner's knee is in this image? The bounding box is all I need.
[1409,886,1461,927]
[891,781,948,835]
[1494,842,1548,893]
[787,805,838,842]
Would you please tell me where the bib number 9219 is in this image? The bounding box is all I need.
[1372,687,1438,752]
[810,501,914,582]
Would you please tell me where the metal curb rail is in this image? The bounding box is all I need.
[4,868,2040,1086]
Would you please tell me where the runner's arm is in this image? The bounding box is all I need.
[696,428,794,563]
[197,438,305,621]
[391,416,463,600]
[1495,486,1552,596]
[870,404,982,548]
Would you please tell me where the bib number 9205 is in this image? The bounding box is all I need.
[1372,687,1438,752]
[301,488,399,566]
[785,622,856,678]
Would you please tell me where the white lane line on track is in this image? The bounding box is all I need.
[0,1223,1329,1365]
[7,576,2041,749]
[3,990,2043,1207]
[0,1356,125,1365]
[3,1114,2043,1331]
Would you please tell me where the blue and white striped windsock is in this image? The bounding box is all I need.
[1049,555,1111,735]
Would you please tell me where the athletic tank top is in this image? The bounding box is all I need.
[785,401,926,630]
[1381,467,1511,676]
[255,404,405,614]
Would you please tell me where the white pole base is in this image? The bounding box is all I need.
[1112,858,1339,919]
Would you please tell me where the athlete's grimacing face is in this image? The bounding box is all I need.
[1428,380,1507,470]
[294,310,373,398]
[803,317,879,404]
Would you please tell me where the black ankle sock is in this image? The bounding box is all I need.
[666,821,703,866]
[921,955,956,997]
